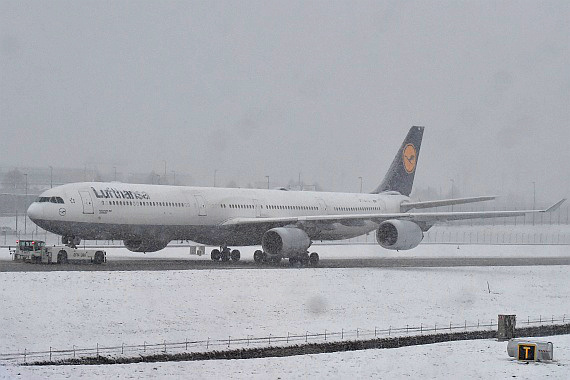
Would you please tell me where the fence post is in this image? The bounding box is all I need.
[324,330,327,341]
[449,322,452,332]
[287,332,290,344]
[121,343,124,354]
[435,323,437,333]
[374,327,377,338]
[269,334,271,345]
[356,328,358,339]
[341,329,344,340]
[540,315,542,324]
[24,349,26,363]
[465,321,467,331]
[305,331,308,343]
[420,324,422,334]
[164,340,167,353]
[207,338,209,350]
[389,326,391,336]
[406,325,409,334]
[50,346,52,362]
[186,339,188,351]
[228,336,231,348]
[144,341,146,352]
[74,345,76,358]
[96,343,99,358]
[477,320,479,329]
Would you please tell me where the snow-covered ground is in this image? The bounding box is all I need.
[2,335,569,379]
[1,244,569,379]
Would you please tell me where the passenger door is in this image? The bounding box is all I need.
[194,195,207,216]
[78,190,94,214]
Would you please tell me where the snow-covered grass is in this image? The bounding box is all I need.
[2,335,569,379]
[1,244,569,379]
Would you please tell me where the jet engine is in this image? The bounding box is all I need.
[262,227,311,258]
[376,220,423,250]
[124,239,170,253]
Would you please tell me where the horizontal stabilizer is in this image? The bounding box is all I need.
[400,196,496,212]
[546,198,567,212]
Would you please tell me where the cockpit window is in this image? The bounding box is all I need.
[37,196,64,204]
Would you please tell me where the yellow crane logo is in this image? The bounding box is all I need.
[402,144,417,173]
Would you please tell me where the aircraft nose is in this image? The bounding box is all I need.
[27,202,44,221]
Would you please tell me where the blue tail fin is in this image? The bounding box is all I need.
[372,126,424,196]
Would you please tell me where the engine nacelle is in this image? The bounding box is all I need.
[124,239,169,253]
[376,220,423,250]
[262,227,311,258]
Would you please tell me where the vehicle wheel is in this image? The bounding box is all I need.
[253,250,264,264]
[230,249,240,262]
[289,257,299,266]
[94,251,105,264]
[57,250,68,264]
[221,248,231,262]
[309,252,319,267]
[211,249,221,261]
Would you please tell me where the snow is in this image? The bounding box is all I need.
[2,335,569,379]
[1,244,569,379]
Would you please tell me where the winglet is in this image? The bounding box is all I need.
[545,198,566,212]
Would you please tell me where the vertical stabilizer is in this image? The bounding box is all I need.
[372,126,424,196]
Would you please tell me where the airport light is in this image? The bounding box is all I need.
[532,181,536,226]
[450,179,455,211]
[358,177,363,193]
[24,173,28,235]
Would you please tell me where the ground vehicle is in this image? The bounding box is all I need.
[10,240,106,264]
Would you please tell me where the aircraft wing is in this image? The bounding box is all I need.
[400,196,496,212]
[221,199,566,227]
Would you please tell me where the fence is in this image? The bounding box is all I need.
[1,314,567,364]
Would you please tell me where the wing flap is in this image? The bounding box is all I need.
[400,196,496,212]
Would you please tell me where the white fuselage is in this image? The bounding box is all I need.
[27,182,408,246]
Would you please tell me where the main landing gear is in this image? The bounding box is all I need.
[211,247,241,262]
[253,250,320,267]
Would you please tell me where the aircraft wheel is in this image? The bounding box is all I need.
[221,248,231,262]
[253,250,264,264]
[211,249,221,261]
[94,251,105,264]
[309,252,319,267]
[300,252,310,266]
[230,249,241,262]
[268,256,282,264]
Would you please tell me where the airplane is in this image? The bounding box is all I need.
[27,126,565,266]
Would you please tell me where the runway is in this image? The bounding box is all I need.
[2,256,570,272]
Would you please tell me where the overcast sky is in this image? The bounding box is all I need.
[1,1,568,202]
